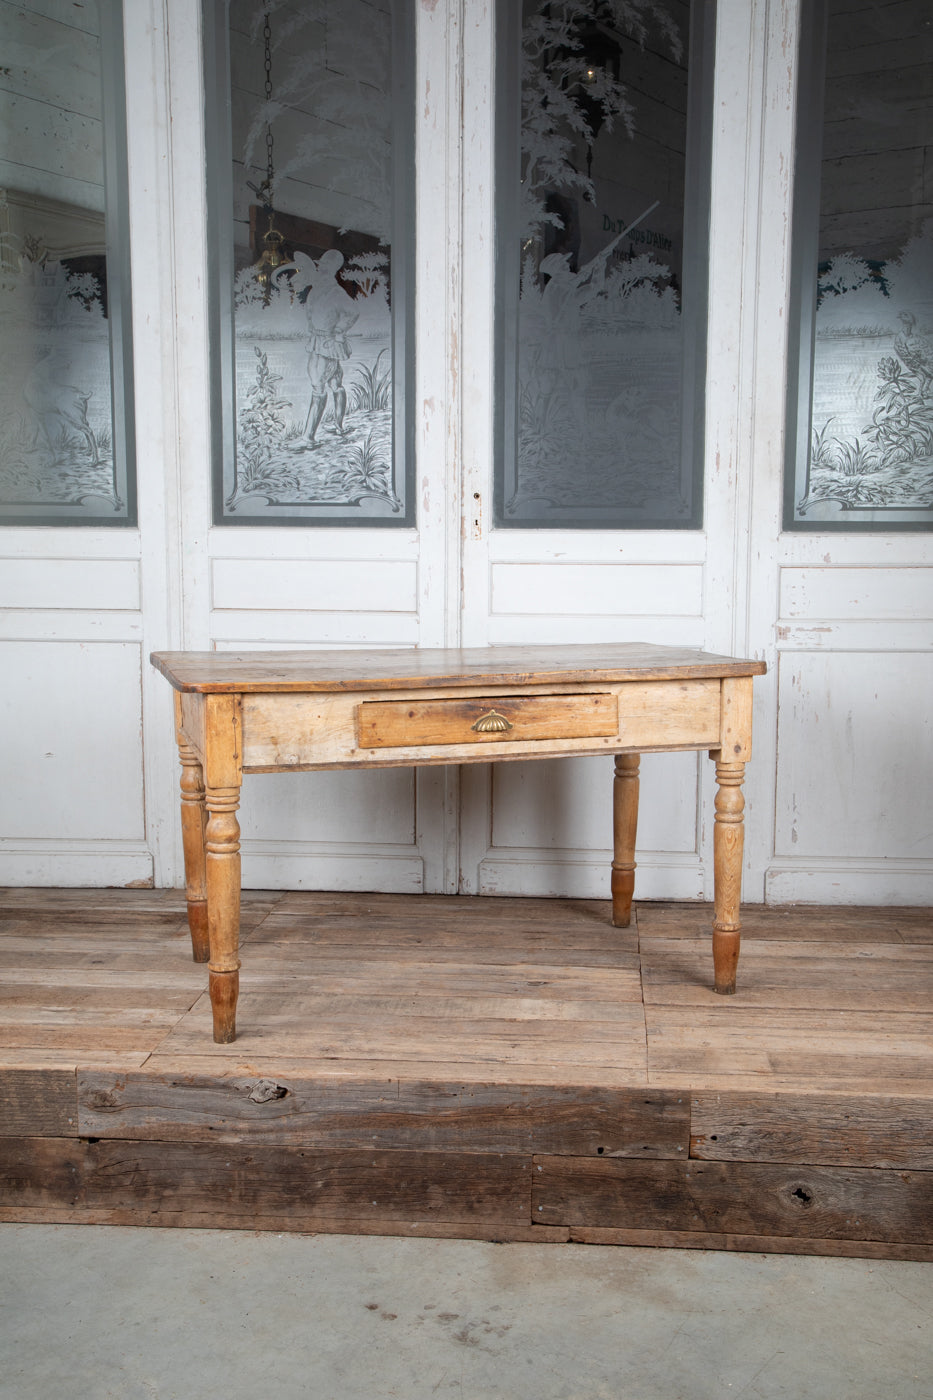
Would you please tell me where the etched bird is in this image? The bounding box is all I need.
[893,311,933,399]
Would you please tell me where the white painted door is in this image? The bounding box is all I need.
[453,0,749,903]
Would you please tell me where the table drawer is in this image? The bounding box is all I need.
[358,692,617,749]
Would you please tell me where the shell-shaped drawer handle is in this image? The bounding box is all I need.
[472,709,513,733]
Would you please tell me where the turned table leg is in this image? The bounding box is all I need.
[712,759,746,994]
[612,753,640,927]
[177,739,210,963]
[205,784,241,1043]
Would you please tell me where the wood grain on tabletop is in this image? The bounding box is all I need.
[150,643,767,693]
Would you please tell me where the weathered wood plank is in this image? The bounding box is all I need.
[650,1071,933,1096]
[152,643,766,694]
[0,997,197,1023]
[641,940,933,1010]
[0,909,272,937]
[270,891,610,919]
[646,940,933,965]
[250,915,634,952]
[0,1137,85,1209]
[0,1027,177,1053]
[646,1008,933,1084]
[161,987,642,1024]
[88,1141,531,1225]
[1,1136,533,1225]
[185,958,644,1001]
[242,940,640,967]
[0,1203,570,1242]
[0,1069,76,1137]
[690,1092,933,1170]
[0,911,190,932]
[0,1051,152,1072]
[532,1156,933,1244]
[564,1226,933,1262]
[0,887,278,908]
[0,973,203,997]
[164,1003,651,1071]
[145,1054,649,1090]
[0,889,187,911]
[77,1071,689,1156]
[634,902,927,943]
[0,936,196,963]
[319,958,638,996]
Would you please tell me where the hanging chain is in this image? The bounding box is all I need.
[250,7,286,299]
[263,12,274,203]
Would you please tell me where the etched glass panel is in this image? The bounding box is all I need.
[0,0,134,525]
[495,0,711,528]
[786,0,933,529]
[210,0,413,526]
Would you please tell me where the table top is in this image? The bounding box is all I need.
[151,644,767,695]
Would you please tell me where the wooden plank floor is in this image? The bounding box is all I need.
[1,888,931,1259]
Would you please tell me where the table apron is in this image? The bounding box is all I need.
[228,678,724,772]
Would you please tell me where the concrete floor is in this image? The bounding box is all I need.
[1,1227,931,1400]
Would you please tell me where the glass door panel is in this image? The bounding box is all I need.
[207,0,415,526]
[0,0,134,525]
[494,0,712,528]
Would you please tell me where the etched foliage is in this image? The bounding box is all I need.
[506,0,695,526]
[799,230,933,518]
[0,1,129,524]
[789,0,932,528]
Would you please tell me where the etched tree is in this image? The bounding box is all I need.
[520,0,682,242]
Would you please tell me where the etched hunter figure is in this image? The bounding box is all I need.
[288,249,360,451]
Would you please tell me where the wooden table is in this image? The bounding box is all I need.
[151,644,767,1043]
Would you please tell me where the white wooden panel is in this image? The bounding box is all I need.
[211,558,418,613]
[489,532,708,564]
[0,528,141,559]
[766,858,933,907]
[239,769,416,846]
[491,563,703,616]
[775,651,933,861]
[778,534,933,568]
[0,839,152,887]
[474,852,705,901]
[238,767,419,892]
[206,528,418,561]
[776,622,933,652]
[0,558,140,610]
[488,615,706,648]
[0,611,143,641]
[489,752,698,854]
[0,640,145,841]
[465,751,703,900]
[211,612,419,647]
[780,567,933,620]
[240,848,424,893]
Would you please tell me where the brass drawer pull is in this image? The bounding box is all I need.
[471,709,513,733]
